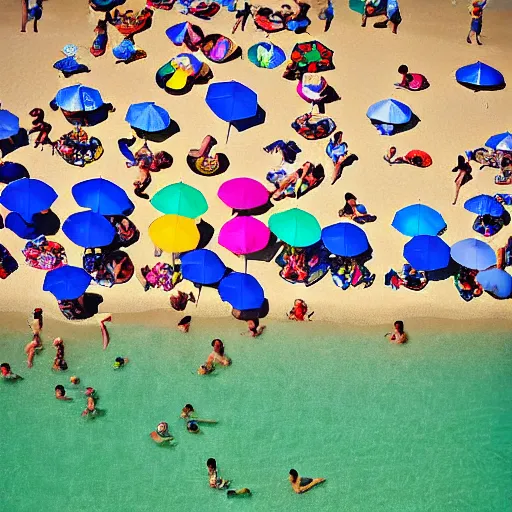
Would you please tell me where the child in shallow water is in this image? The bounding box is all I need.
[150,422,174,444]
[1,363,23,381]
[52,338,68,371]
[207,458,230,489]
[113,357,129,369]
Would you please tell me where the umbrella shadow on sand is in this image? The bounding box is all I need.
[233,199,274,217]
[458,82,507,92]
[0,129,29,158]
[246,233,282,262]
[231,106,266,133]
[133,119,180,143]
[196,219,215,249]
[373,113,421,136]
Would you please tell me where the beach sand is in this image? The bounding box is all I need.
[0,0,511,327]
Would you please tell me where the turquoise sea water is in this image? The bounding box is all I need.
[0,322,511,512]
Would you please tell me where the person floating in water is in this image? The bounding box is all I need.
[207,458,230,489]
[178,315,192,333]
[385,320,408,344]
[243,319,266,338]
[113,357,129,369]
[55,384,72,401]
[467,0,486,45]
[1,363,23,381]
[289,469,326,494]
[181,404,218,434]
[52,338,68,371]
[150,422,174,444]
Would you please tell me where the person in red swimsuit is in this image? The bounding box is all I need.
[384,147,432,168]
[395,65,429,91]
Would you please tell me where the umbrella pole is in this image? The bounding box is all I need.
[226,122,232,144]
[196,285,202,308]
[244,255,247,274]
[171,252,176,267]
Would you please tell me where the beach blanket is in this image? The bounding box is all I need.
[331,258,375,289]
[200,34,238,63]
[54,129,104,167]
[109,8,153,36]
[0,244,18,279]
[384,264,428,291]
[84,250,134,287]
[454,268,482,302]
[22,236,67,270]
[141,262,181,291]
[292,113,336,140]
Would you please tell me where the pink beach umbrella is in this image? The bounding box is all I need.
[219,216,270,271]
[218,177,269,210]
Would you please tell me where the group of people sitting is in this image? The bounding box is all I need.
[275,243,330,286]
[331,256,376,289]
[267,161,325,201]
[469,147,512,185]
[385,264,428,292]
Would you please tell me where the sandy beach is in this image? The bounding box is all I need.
[1,0,511,327]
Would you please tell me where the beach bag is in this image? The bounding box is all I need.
[292,113,336,140]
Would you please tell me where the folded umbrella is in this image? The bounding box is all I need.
[476,268,512,299]
[151,182,208,218]
[218,271,264,310]
[464,194,504,217]
[321,222,369,257]
[484,131,512,151]
[218,177,269,210]
[218,216,270,255]
[43,265,92,300]
[392,204,446,237]
[0,178,58,221]
[269,208,321,248]
[403,235,450,271]
[125,102,171,133]
[72,177,134,216]
[450,238,496,270]
[63,211,116,248]
[366,99,412,124]
[181,249,226,284]
[0,109,20,140]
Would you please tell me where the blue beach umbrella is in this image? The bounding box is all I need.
[403,235,450,271]
[455,61,505,89]
[219,272,264,311]
[321,222,369,257]
[205,81,258,141]
[43,265,92,300]
[392,204,446,237]
[52,84,104,112]
[0,178,57,220]
[125,102,171,133]
[5,212,40,239]
[464,194,504,217]
[247,42,287,69]
[72,178,134,215]
[476,268,512,299]
[62,211,116,248]
[0,109,20,140]
[450,238,496,270]
[485,131,512,151]
[366,99,412,124]
[181,249,226,285]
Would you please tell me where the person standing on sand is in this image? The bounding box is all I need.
[21,0,43,33]
[467,0,486,45]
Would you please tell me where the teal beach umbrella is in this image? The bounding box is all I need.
[150,182,208,218]
[269,208,321,247]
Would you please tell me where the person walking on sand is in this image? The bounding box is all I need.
[467,0,486,45]
[289,469,326,494]
[21,0,43,33]
[452,154,473,205]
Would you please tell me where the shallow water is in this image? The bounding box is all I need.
[0,322,511,512]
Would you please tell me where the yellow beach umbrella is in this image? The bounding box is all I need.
[149,214,200,253]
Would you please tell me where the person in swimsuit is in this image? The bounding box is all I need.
[206,339,231,367]
[25,338,41,368]
[181,404,217,434]
[207,458,230,489]
[170,291,196,312]
[288,299,313,321]
[113,357,129,369]
[289,469,325,494]
[52,338,68,371]
[338,193,377,224]
[384,147,432,168]
[55,384,72,401]
[29,308,44,347]
[82,387,98,417]
[70,376,80,386]
[21,0,43,33]
[243,319,266,338]
[1,363,23,381]
[385,320,407,344]
[452,155,473,205]
[467,0,486,45]
[326,132,356,185]
[395,65,429,91]
[178,315,192,333]
[150,422,174,444]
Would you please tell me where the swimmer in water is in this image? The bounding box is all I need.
[28,308,44,347]
[181,404,218,433]
[113,357,129,369]
[70,376,80,385]
[52,338,68,371]
[197,362,215,375]
[178,315,192,334]
[1,363,23,381]
[243,319,266,338]
[385,320,408,344]
[206,339,231,367]
[289,469,326,494]
[150,422,174,444]
[82,387,98,417]
[25,338,40,368]
[55,384,72,401]
[207,458,230,489]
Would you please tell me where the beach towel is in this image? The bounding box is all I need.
[200,34,238,63]
[292,113,336,140]
[109,8,153,36]
[54,129,104,167]
[188,1,220,19]
[146,0,176,9]
[22,236,67,270]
